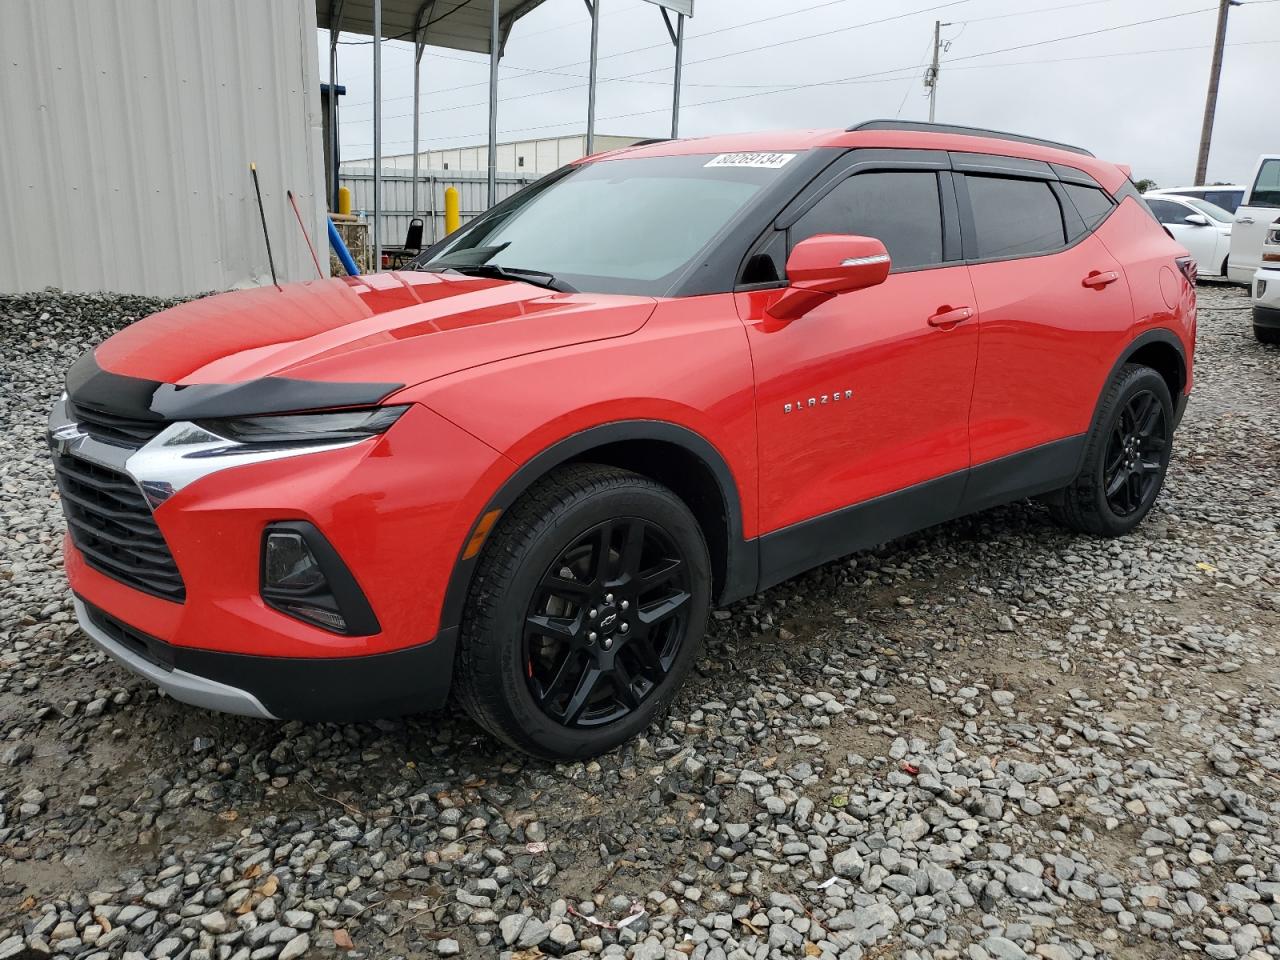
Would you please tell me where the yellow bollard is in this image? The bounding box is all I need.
[337,186,352,217]
[444,187,461,235]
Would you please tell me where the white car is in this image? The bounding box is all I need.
[1253,218,1280,345]
[1228,154,1280,284]
[1148,184,1246,214]
[1143,194,1234,278]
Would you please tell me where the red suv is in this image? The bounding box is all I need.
[50,122,1196,758]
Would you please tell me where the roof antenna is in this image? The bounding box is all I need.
[249,162,280,289]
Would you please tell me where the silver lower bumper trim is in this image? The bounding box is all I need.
[73,597,277,719]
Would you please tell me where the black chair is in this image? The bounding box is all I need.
[383,217,425,269]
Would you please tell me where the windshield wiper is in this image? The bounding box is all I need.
[425,262,577,293]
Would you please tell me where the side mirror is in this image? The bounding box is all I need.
[1183,213,1210,226]
[767,235,891,321]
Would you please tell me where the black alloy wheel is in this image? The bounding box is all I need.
[523,518,692,728]
[1102,390,1168,517]
[454,464,711,759]
[1045,363,1176,537]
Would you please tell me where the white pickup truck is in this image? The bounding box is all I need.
[1228,154,1280,284]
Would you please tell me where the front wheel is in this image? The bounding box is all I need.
[1047,364,1175,537]
[454,464,711,759]
[1255,323,1280,345]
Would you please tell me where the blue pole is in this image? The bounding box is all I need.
[327,218,360,276]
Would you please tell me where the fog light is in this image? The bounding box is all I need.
[264,532,326,591]
[1259,279,1268,298]
[260,522,380,636]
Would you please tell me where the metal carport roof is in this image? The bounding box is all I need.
[318,0,691,267]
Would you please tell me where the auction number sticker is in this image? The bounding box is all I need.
[704,152,796,169]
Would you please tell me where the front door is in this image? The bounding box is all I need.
[737,162,979,585]
[1228,155,1280,282]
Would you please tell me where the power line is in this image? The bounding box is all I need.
[339,35,1279,151]
[346,0,977,125]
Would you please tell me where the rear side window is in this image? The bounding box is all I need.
[965,176,1066,259]
[1204,189,1243,213]
[791,171,944,271]
[1064,184,1115,230]
[1250,159,1280,209]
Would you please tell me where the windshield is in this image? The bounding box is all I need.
[1184,197,1234,223]
[416,152,799,296]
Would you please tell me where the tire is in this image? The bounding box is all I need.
[454,463,711,759]
[1255,324,1280,345]
[1048,364,1175,537]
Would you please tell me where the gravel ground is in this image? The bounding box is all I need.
[1,284,1278,960]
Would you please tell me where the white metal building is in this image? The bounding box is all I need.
[344,134,646,176]
[0,0,327,296]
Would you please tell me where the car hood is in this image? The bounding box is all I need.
[92,271,657,389]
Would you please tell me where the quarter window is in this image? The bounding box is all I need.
[965,176,1066,259]
[791,171,945,271]
[1064,184,1114,231]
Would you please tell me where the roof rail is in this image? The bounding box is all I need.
[847,120,1095,158]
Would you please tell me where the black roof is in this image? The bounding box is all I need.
[848,120,1094,158]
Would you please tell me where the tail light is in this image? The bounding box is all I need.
[1176,256,1197,286]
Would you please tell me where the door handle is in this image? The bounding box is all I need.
[927,306,973,328]
[1082,270,1120,289]
[1237,216,1255,224]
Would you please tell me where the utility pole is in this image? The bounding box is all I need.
[1195,0,1240,184]
[924,20,951,123]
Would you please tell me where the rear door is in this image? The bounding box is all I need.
[956,155,1134,498]
[1229,156,1280,282]
[737,151,978,581]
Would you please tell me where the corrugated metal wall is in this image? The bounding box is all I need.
[0,0,327,296]
[339,170,535,249]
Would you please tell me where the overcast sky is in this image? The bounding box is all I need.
[320,0,1280,188]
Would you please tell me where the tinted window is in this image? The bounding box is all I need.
[966,176,1066,259]
[791,171,944,271]
[1064,184,1115,231]
[1147,198,1190,226]
[1203,189,1243,213]
[1250,159,1280,209]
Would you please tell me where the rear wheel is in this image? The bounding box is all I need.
[1048,364,1174,537]
[454,464,710,759]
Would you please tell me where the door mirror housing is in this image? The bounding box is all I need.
[767,235,891,321]
[1183,213,1210,226]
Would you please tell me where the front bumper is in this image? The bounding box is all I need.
[75,596,458,720]
[53,390,511,719]
[1254,268,1280,324]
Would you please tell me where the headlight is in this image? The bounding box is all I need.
[197,406,408,444]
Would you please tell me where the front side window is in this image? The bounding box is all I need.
[790,171,944,271]
[1250,159,1280,209]
[965,176,1066,259]
[1147,198,1191,226]
[418,153,795,295]
[1184,197,1234,223]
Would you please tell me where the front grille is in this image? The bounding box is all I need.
[80,597,175,671]
[53,453,186,601]
[68,400,165,447]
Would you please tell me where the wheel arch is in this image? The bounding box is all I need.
[438,421,758,635]
[1122,328,1187,401]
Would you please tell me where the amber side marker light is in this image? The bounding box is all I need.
[463,509,503,559]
